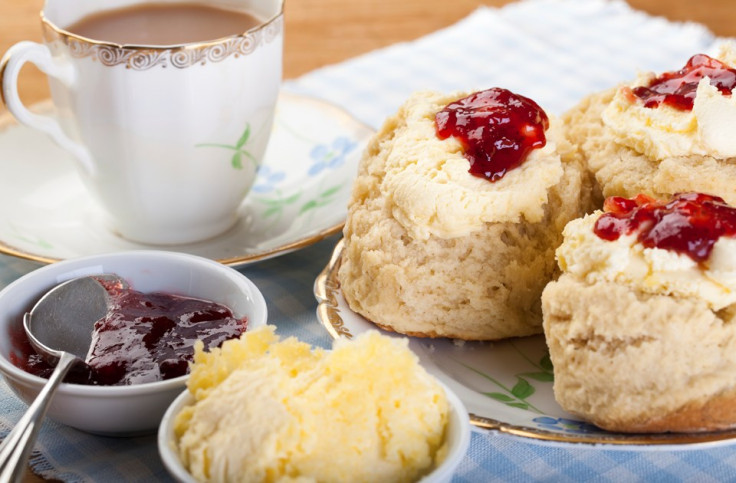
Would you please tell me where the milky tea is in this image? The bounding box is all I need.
[66,2,262,45]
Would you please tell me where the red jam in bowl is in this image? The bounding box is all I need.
[593,192,736,263]
[435,87,549,182]
[631,54,736,111]
[10,278,247,386]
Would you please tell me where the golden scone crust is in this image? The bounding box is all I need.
[542,274,736,433]
[338,91,592,340]
[564,88,736,206]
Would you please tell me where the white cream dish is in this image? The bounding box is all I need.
[0,250,267,436]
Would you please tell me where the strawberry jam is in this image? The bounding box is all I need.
[435,87,549,182]
[593,192,736,263]
[631,54,736,111]
[11,279,247,386]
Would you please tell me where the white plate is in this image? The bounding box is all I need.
[0,93,373,266]
[314,239,736,450]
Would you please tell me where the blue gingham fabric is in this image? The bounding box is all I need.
[2,0,736,480]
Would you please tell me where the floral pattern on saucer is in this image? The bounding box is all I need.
[250,134,358,225]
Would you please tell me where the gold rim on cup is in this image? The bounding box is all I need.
[39,1,285,70]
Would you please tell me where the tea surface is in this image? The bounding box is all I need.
[65,2,262,45]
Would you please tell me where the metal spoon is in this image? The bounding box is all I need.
[0,274,125,483]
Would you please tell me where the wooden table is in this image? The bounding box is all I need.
[0,0,734,480]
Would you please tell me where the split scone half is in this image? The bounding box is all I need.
[543,192,736,433]
[564,43,736,206]
[338,88,592,340]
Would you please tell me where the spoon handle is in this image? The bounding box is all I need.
[0,351,78,483]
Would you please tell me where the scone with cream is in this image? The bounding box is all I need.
[565,43,736,206]
[543,192,736,433]
[175,326,449,482]
[338,88,591,340]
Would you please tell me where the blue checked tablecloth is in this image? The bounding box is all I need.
[2,0,736,480]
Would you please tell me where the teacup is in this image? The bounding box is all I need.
[0,0,284,244]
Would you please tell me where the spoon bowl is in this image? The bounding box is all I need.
[24,275,124,365]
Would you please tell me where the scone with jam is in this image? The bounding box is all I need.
[543,192,736,433]
[338,88,591,340]
[565,43,736,206]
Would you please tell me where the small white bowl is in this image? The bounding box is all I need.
[158,380,471,482]
[0,250,267,436]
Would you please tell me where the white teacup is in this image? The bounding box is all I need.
[0,0,284,244]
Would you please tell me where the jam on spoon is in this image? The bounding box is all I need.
[631,53,736,111]
[435,87,549,182]
[593,192,736,263]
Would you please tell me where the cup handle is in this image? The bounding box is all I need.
[1,41,95,176]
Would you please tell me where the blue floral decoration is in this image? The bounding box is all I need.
[307,136,357,177]
[252,165,286,194]
[533,417,600,434]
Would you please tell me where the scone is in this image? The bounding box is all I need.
[565,43,736,206]
[338,88,591,340]
[543,192,736,433]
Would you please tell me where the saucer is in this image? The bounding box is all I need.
[314,239,736,450]
[0,92,373,266]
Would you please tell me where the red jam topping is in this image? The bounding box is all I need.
[435,87,549,182]
[11,279,247,386]
[593,192,736,263]
[631,54,736,111]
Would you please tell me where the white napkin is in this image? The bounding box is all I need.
[285,0,716,127]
